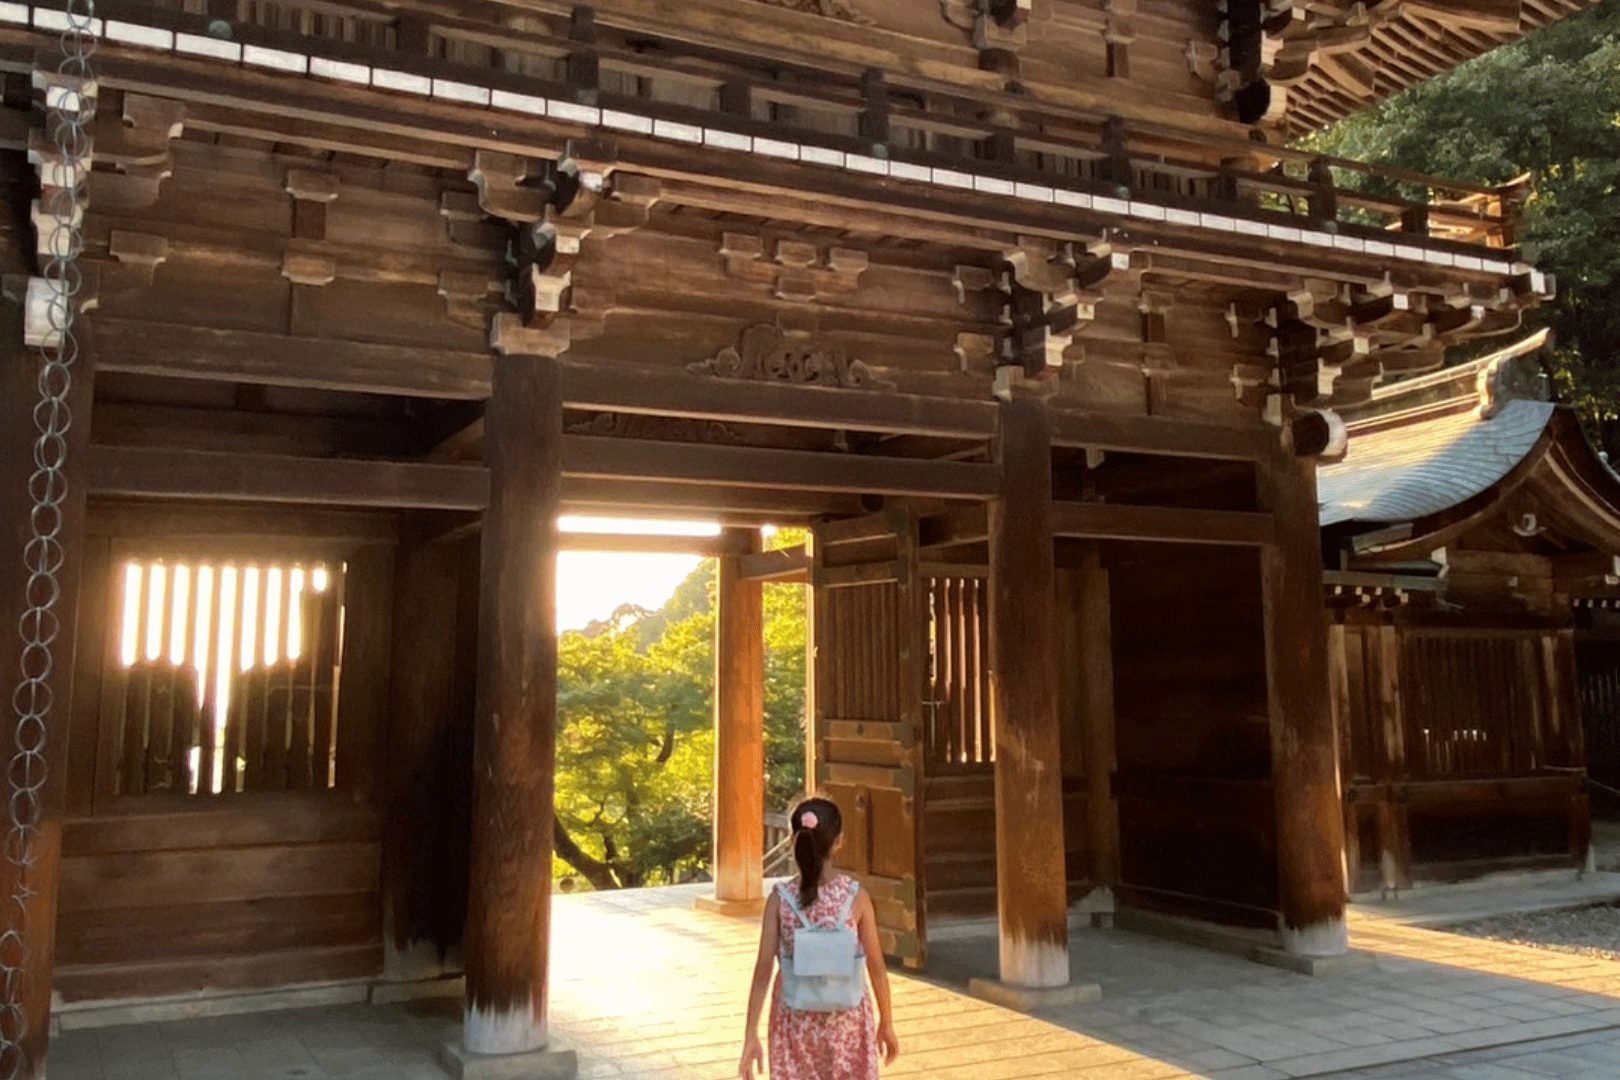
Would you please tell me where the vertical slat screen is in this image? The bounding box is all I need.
[1400,631,1541,779]
[820,581,903,722]
[109,558,344,796]
[924,575,993,766]
[1577,638,1620,782]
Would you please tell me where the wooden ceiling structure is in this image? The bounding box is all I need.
[1219,0,1596,135]
[0,0,1603,1075]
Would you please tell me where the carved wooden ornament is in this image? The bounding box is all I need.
[688,324,890,389]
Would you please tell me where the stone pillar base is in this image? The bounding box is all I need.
[693,894,766,917]
[1250,947,1377,977]
[967,977,1101,1013]
[437,1040,578,1080]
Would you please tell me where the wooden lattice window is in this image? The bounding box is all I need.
[925,575,993,766]
[108,558,345,796]
[1400,631,1540,778]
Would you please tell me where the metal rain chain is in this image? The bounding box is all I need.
[1,1,95,1075]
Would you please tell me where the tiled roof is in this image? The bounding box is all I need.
[1318,398,1555,526]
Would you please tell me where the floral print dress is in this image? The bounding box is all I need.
[769,874,879,1080]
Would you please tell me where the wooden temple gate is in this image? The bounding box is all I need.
[0,0,1596,1074]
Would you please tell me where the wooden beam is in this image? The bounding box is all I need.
[560,361,1000,440]
[94,317,493,399]
[87,436,992,511]
[818,511,902,546]
[462,352,565,1060]
[708,527,766,910]
[558,531,729,556]
[738,545,810,581]
[560,436,1001,498]
[86,445,490,510]
[560,479,858,522]
[1053,503,1277,546]
[1259,443,1348,957]
[93,319,999,447]
[923,502,1276,549]
[1048,411,1271,462]
[86,501,398,543]
[986,397,1071,990]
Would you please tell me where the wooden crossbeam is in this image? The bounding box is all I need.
[1046,410,1270,462]
[87,445,490,510]
[91,308,1275,458]
[1054,502,1276,545]
[94,318,495,399]
[738,545,811,581]
[560,436,1000,498]
[921,502,1276,548]
[87,437,999,511]
[560,362,999,440]
[560,479,859,521]
[558,532,733,556]
[818,511,904,546]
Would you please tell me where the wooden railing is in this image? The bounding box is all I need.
[102,0,1522,254]
[763,809,794,878]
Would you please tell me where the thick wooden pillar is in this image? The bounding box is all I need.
[1076,545,1120,896]
[456,353,571,1070]
[0,299,93,1078]
[1371,624,1413,893]
[705,528,765,912]
[987,397,1071,989]
[1259,446,1348,957]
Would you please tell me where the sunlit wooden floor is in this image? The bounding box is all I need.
[54,877,1620,1080]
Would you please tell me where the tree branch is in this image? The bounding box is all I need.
[553,819,622,891]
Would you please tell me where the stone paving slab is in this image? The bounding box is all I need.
[1351,871,1620,929]
[52,881,1620,1080]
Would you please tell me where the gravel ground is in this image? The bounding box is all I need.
[1447,900,1620,961]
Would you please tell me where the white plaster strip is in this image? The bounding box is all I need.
[50,4,1526,277]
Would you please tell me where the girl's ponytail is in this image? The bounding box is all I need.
[789,797,842,909]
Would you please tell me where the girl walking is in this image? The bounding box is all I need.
[738,797,900,1079]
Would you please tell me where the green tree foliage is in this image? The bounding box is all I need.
[553,547,808,890]
[1304,1,1620,445]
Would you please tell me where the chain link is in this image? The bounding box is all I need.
[0,4,95,1075]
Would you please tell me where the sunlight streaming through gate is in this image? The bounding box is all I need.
[113,559,342,795]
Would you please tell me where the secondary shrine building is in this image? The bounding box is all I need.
[0,0,1607,1075]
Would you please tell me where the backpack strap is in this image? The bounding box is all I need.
[776,881,813,930]
[834,879,861,927]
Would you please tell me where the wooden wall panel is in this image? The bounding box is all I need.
[1339,615,1590,887]
[55,505,392,1004]
[1108,542,1276,922]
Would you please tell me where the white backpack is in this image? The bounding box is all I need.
[777,880,866,1012]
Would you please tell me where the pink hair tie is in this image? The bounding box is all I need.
[799,810,819,830]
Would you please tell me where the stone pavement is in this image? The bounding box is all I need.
[51,878,1620,1080]
[1329,1028,1620,1079]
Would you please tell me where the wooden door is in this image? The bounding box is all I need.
[809,516,927,966]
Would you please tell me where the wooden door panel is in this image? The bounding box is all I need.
[811,523,927,965]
